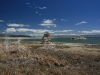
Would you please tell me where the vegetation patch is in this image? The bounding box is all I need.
[30,45,43,49]
[0,43,100,75]
[56,45,70,48]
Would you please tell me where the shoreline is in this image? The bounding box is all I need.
[0,37,100,44]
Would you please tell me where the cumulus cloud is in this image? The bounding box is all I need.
[40,19,57,28]
[5,28,16,33]
[43,19,53,24]
[38,7,47,9]
[7,23,29,27]
[76,21,87,25]
[0,20,4,22]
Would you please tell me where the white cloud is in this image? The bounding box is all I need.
[78,31,92,34]
[4,27,74,35]
[5,28,16,33]
[61,30,74,32]
[15,28,74,34]
[38,7,47,9]
[40,19,57,28]
[0,20,4,22]
[92,30,100,33]
[54,30,74,33]
[16,28,29,32]
[61,19,68,21]
[81,21,87,23]
[7,23,29,27]
[43,19,53,24]
[29,29,54,34]
[78,30,100,34]
[76,21,87,25]
[29,29,74,34]
[40,24,56,28]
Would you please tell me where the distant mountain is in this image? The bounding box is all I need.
[0,34,31,37]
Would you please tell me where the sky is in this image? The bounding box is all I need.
[0,0,100,35]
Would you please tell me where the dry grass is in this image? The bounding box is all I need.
[55,45,70,49]
[0,43,100,75]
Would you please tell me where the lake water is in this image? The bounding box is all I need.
[21,37,100,44]
[0,37,100,44]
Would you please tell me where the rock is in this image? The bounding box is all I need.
[41,32,51,44]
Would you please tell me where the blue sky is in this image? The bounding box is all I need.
[0,0,100,35]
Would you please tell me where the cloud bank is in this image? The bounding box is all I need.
[7,23,29,27]
[5,27,74,34]
[78,30,100,34]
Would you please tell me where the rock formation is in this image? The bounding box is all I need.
[41,32,51,44]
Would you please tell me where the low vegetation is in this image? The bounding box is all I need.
[0,43,100,75]
[55,45,70,48]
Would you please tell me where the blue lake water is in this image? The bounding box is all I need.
[21,37,100,44]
